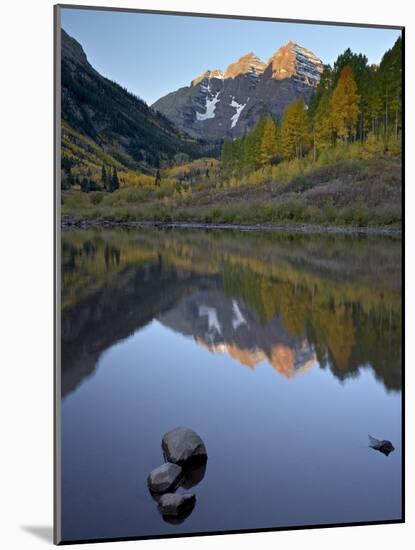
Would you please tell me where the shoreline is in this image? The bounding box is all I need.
[61,218,402,235]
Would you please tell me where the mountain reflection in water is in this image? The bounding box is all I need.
[61,228,401,396]
[159,290,317,377]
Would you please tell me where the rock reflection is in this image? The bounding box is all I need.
[151,488,197,524]
[149,458,206,523]
[180,458,208,490]
[159,495,196,525]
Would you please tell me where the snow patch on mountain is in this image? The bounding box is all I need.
[197,91,221,121]
[230,97,248,128]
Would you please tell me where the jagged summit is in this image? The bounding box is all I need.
[268,41,323,86]
[191,69,224,86]
[190,42,322,88]
[224,52,266,79]
[189,42,322,88]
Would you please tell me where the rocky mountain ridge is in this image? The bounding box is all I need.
[152,41,324,141]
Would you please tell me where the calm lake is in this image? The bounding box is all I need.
[60,228,402,542]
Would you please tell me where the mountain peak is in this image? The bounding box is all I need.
[267,41,323,86]
[224,52,266,79]
[191,69,224,86]
[190,52,266,86]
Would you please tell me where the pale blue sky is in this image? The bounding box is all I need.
[61,7,401,105]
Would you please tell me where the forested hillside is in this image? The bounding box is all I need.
[61,29,216,190]
[220,37,402,177]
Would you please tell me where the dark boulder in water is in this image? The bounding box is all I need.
[147,462,183,493]
[158,492,196,518]
[368,435,395,456]
[162,427,207,465]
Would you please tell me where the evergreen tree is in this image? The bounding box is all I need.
[378,36,402,139]
[101,164,107,188]
[155,169,161,187]
[363,66,382,136]
[308,65,334,119]
[330,65,360,142]
[333,49,369,88]
[110,165,119,192]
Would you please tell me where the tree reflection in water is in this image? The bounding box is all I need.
[61,228,401,397]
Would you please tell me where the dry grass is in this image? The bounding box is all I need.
[62,155,402,227]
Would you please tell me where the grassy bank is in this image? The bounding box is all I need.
[62,154,402,228]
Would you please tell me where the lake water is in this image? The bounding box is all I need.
[60,228,402,542]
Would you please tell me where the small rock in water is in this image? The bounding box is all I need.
[158,492,196,517]
[368,435,395,456]
[162,427,207,465]
[147,462,183,493]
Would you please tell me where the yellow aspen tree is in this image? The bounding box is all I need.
[330,65,360,142]
[281,99,309,160]
[259,117,278,166]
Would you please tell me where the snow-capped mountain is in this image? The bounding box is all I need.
[152,41,324,141]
